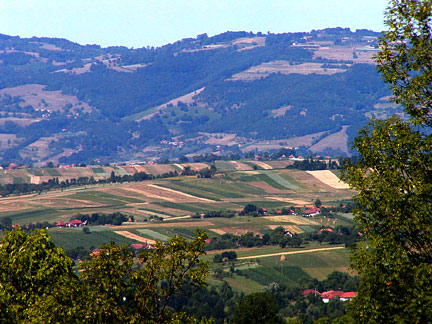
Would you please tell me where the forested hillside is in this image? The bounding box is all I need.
[0,28,398,165]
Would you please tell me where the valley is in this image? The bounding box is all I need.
[0,160,356,293]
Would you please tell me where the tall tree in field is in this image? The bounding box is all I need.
[342,1,432,323]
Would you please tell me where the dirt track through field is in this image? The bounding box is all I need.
[237,246,345,260]
[114,231,156,244]
[148,184,216,202]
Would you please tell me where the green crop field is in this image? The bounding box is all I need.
[214,161,237,172]
[0,163,356,288]
[239,265,310,287]
[45,168,62,176]
[155,181,223,200]
[48,227,137,250]
[136,229,169,241]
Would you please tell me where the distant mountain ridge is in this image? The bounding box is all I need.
[0,28,399,165]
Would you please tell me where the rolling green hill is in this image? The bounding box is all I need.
[0,28,398,165]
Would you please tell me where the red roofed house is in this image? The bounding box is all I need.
[321,290,344,303]
[303,207,320,217]
[259,208,267,214]
[317,228,334,235]
[131,243,145,250]
[68,219,83,227]
[56,221,67,228]
[340,292,357,301]
[302,289,321,297]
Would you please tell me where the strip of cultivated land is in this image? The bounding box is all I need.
[0,164,355,285]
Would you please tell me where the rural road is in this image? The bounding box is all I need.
[237,246,345,260]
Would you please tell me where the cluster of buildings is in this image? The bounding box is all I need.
[55,219,86,228]
[302,289,357,303]
[160,140,184,148]
[302,207,321,217]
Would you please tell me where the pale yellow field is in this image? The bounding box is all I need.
[117,186,176,202]
[231,161,253,171]
[266,196,310,205]
[241,170,260,175]
[209,228,227,235]
[114,231,156,244]
[267,224,303,233]
[230,61,348,81]
[252,161,272,170]
[264,215,319,226]
[306,170,350,189]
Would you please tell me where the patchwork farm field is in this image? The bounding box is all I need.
[0,163,355,288]
[0,167,352,225]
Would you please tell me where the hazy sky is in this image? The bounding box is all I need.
[0,0,389,48]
